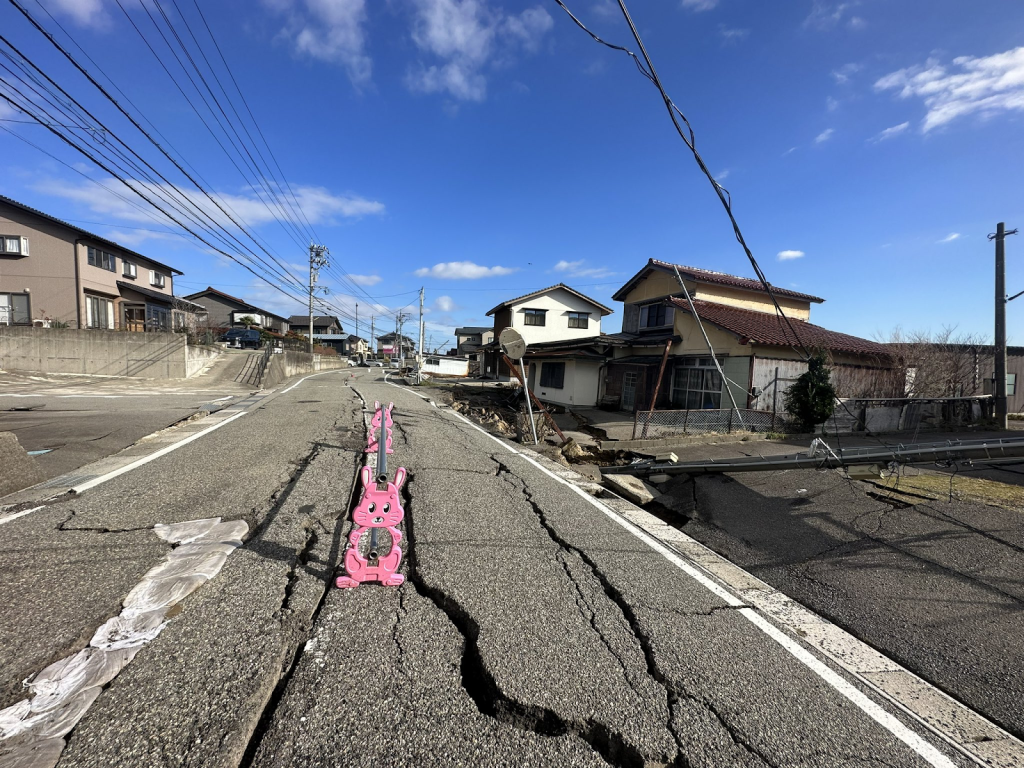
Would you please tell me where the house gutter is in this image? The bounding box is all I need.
[73,238,83,328]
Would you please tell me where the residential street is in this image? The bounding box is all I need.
[3,367,1020,768]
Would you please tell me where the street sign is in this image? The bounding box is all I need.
[498,327,527,360]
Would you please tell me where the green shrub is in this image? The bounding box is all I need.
[783,351,837,432]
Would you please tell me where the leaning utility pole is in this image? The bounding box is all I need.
[418,287,425,368]
[990,222,1018,429]
[307,243,329,354]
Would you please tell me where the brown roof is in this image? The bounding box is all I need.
[668,297,889,357]
[181,286,289,322]
[486,283,614,316]
[612,259,824,304]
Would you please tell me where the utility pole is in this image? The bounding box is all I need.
[355,303,359,341]
[307,243,329,354]
[418,287,425,368]
[370,316,375,358]
[990,223,1018,429]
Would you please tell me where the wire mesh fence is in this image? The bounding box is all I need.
[633,408,788,439]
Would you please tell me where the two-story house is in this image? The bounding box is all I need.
[183,287,290,333]
[454,326,495,361]
[604,259,891,413]
[1,194,200,331]
[481,284,610,387]
[377,332,415,358]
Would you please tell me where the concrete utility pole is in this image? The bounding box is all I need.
[990,222,1019,429]
[418,287,425,368]
[307,243,329,354]
[355,303,359,341]
[370,316,375,358]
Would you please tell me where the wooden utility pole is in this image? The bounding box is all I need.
[990,222,1018,428]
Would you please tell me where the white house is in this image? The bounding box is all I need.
[483,283,613,404]
[422,355,471,377]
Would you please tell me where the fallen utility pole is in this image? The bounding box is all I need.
[601,437,1024,477]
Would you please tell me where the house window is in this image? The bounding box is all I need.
[539,362,565,389]
[426,357,440,365]
[145,304,170,330]
[523,309,546,327]
[0,236,27,255]
[87,246,116,271]
[85,294,114,329]
[671,358,723,409]
[567,312,589,329]
[122,261,137,279]
[639,303,672,328]
[149,271,166,288]
[0,293,31,325]
[1008,373,1017,397]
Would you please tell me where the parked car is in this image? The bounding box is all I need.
[222,329,262,349]
[367,360,384,367]
[345,359,358,367]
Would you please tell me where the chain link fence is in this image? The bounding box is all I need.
[633,408,788,439]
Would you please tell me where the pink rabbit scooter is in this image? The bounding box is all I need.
[336,402,406,588]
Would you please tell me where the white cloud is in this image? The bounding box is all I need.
[875,47,1024,132]
[804,1,857,30]
[938,233,960,243]
[268,0,371,86]
[47,0,107,27]
[348,274,382,286]
[777,250,805,261]
[719,26,749,43]
[414,260,517,279]
[831,62,862,85]
[868,121,909,143]
[716,168,730,180]
[552,259,614,279]
[405,0,553,102]
[590,0,618,18]
[826,96,839,112]
[814,128,834,143]
[32,176,384,231]
[783,146,798,156]
[0,101,21,121]
[681,0,719,10]
[434,295,456,312]
[847,15,866,30]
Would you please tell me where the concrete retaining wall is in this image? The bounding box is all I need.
[185,345,222,378]
[261,350,346,388]
[0,326,190,378]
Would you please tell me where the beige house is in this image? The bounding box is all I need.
[0,194,201,331]
[524,259,892,412]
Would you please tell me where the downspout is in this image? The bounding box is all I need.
[73,239,83,328]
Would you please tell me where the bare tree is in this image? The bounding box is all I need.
[877,326,988,397]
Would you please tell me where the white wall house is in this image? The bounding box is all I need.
[486,284,613,348]
[527,355,603,408]
[422,356,471,377]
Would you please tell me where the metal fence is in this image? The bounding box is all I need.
[632,408,787,439]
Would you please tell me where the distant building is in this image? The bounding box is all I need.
[454,326,494,362]
[377,332,415,357]
[344,335,368,356]
[182,286,289,333]
[1,194,200,331]
[287,315,343,336]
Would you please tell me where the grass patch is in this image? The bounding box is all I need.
[872,471,1024,510]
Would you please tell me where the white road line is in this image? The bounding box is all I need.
[0,506,45,526]
[0,394,43,398]
[70,411,248,495]
[280,369,345,394]
[384,374,957,768]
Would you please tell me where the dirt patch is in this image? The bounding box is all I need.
[870,470,1024,510]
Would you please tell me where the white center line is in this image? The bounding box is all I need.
[0,506,45,526]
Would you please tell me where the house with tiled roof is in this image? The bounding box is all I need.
[522,259,893,413]
[482,283,614,383]
[182,287,289,333]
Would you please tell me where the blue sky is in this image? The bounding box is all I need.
[1,0,1022,350]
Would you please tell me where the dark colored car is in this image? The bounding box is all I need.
[222,329,262,349]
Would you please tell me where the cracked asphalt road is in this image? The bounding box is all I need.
[0,370,981,767]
